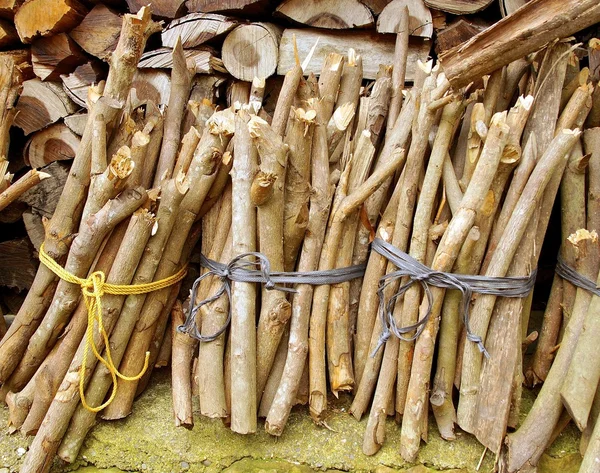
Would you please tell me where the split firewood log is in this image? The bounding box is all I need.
[24,122,79,168]
[278,28,431,81]
[17,160,67,219]
[14,0,88,43]
[0,0,23,19]
[185,0,267,14]
[275,0,374,29]
[69,4,121,61]
[61,61,105,108]
[435,17,489,54]
[377,0,432,38]
[31,33,86,81]
[222,23,282,82]
[63,112,86,135]
[139,47,226,75]
[14,78,77,134]
[132,70,171,106]
[423,0,494,14]
[127,0,185,18]
[161,13,238,48]
[500,0,529,16]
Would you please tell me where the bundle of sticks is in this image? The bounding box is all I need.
[1,0,600,472]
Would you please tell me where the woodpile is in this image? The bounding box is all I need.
[0,0,598,472]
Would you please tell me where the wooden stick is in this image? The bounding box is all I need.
[400,111,510,461]
[386,6,409,136]
[18,206,154,473]
[0,8,158,386]
[507,229,599,471]
[57,178,189,461]
[101,112,234,421]
[456,129,581,434]
[153,39,195,186]
[171,300,194,427]
[272,63,303,137]
[258,327,289,417]
[229,109,259,434]
[438,0,600,89]
[395,98,465,419]
[431,227,480,440]
[327,131,376,396]
[249,116,292,402]
[0,169,50,212]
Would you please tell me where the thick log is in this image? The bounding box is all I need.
[31,33,86,81]
[69,4,121,61]
[276,0,373,29]
[222,23,281,82]
[61,61,105,109]
[17,161,68,218]
[500,0,529,16]
[377,0,432,38]
[127,0,184,18]
[278,28,431,81]
[24,122,79,168]
[423,0,493,14]
[358,0,392,14]
[14,78,77,135]
[132,70,171,106]
[439,0,600,89]
[162,13,237,48]
[185,0,267,14]
[14,0,87,43]
[139,47,226,75]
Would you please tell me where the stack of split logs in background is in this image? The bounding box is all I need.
[0,0,599,472]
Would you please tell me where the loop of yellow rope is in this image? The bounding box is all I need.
[39,243,187,413]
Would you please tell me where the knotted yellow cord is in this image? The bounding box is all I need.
[39,242,187,412]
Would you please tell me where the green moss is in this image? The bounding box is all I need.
[0,370,581,473]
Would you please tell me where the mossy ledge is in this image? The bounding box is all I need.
[0,370,581,473]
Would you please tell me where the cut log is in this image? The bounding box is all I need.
[0,19,18,47]
[17,161,68,218]
[14,79,77,135]
[439,0,600,89]
[435,17,489,54]
[63,112,86,135]
[423,0,494,14]
[162,13,237,48]
[377,0,433,38]
[0,0,23,19]
[69,4,121,61]
[358,0,392,15]
[185,0,267,14]
[278,28,431,81]
[132,70,171,106]
[24,122,80,168]
[139,47,226,75]
[222,23,282,82]
[60,61,105,108]
[0,49,33,80]
[14,0,88,44]
[276,0,373,29]
[0,238,36,291]
[127,0,185,18]
[31,33,86,81]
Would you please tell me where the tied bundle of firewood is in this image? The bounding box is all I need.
[0,0,599,472]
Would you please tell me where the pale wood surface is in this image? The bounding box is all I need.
[162,13,237,48]
[14,0,87,43]
[60,61,104,108]
[222,23,282,82]
[132,69,171,105]
[278,28,431,81]
[377,0,433,38]
[69,4,121,61]
[14,78,77,134]
[276,0,374,29]
[139,47,226,74]
[24,122,79,168]
[423,0,494,14]
[31,33,86,81]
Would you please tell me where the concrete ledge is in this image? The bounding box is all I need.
[0,370,582,473]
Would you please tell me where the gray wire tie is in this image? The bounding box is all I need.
[371,238,537,359]
[555,256,600,297]
[178,251,366,342]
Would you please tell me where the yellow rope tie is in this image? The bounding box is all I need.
[39,243,187,413]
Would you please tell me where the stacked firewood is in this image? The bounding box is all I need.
[0,0,599,473]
